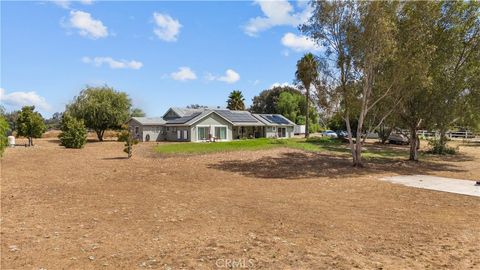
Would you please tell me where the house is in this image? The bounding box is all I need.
[127,107,295,142]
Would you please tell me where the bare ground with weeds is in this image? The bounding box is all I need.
[1,137,479,269]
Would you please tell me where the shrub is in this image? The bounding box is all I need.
[117,125,139,158]
[427,138,457,155]
[306,136,338,144]
[58,114,87,149]
[0,116,9,156]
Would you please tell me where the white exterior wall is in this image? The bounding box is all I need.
[265,126,294,138]
[190,113,233,142]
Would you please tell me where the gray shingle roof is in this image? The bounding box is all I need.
[131,117,166,125]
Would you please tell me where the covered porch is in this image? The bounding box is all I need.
[232,125,265,139]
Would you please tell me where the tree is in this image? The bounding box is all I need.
[303,1,398,166]
[117,125,138,158]
[16,106,46,146]
[226,90,246,110]
[4,110,19,133]
[0,115,9,156]
[187,104,209,109]
[296,53,319,138]
[429,1,480,153]
[130,108,146,117]
[250,86,298,114]
[276,91,320,133]
[66,86,132,141]
[45,112,63,130]
[396,1,440,161]
[58,114,87,149]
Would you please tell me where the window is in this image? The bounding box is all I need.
[177,130,181,139]
[197,127,209,140]
[183,130,188,140]
[277,127,286,138]
[272,127,276,132]
[215,126,227,140]
[135,126,139,135]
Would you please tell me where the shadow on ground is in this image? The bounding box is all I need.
[208,151,466,180]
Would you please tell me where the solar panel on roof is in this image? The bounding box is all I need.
[215,110,259,123]
[260,115,291,125]
[166,112,202,124]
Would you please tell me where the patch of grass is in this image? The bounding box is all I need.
[154,136,409,161]
[155,138,280,154]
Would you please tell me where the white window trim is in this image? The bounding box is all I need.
[196,125,228,141]
[196,125,211,141]
[213,125,228,141]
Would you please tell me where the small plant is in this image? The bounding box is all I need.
[0,115,9,156]
[427,138,457,155]
[118,125,138,158]
[58,114,87,149]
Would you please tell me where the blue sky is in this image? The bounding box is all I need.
[1,0,320,118]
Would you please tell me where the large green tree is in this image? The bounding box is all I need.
[226,90,246,110]
[16,106,46,146]
[66,86,132,141]
[250,86,298,114]
[429,1,480,153]
[303,1,398,166]
[295,53,319,138]
[276,91,320,133]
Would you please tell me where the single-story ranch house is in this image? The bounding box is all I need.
[128,107,295,142]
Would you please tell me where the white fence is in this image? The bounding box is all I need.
[417,130,478,140]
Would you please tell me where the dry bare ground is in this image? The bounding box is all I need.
[1,136,479,269]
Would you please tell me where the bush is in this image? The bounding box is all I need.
[58,114,87,149]
[427,138,457,155]
[0,116,9,156]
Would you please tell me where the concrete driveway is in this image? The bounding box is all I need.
[381,175,480,197]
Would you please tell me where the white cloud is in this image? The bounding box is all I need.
[281,32,320,52]
[53,0,94,9]
[153,12,182,42]
[206,69,240,84]
[171,67,197,81]
[53,0,71,9]
[82,57,143,69]
[244,0,312,36]
[0,88,51,111]
[68,10,108,39]
[270,82,297,89]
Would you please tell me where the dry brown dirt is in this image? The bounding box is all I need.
[1,137,479,269]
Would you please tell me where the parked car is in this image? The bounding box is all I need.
[322,130,338,138]
[388,133,409,145]
[336,130,348,138]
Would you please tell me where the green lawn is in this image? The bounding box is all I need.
[154,136,405,158]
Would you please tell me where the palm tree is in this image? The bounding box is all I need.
[295,53,319,138]
[227,90,246,110]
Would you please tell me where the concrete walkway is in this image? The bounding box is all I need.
[381,175,480,197]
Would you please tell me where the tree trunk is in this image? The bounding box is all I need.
[409,127,419,161]
[305,87,310,138]
[28,137,33,146]
[96,130,104,141]
[439,128,447,154]
[345,114,358,166]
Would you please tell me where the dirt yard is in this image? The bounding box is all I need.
[1,137,479,269]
